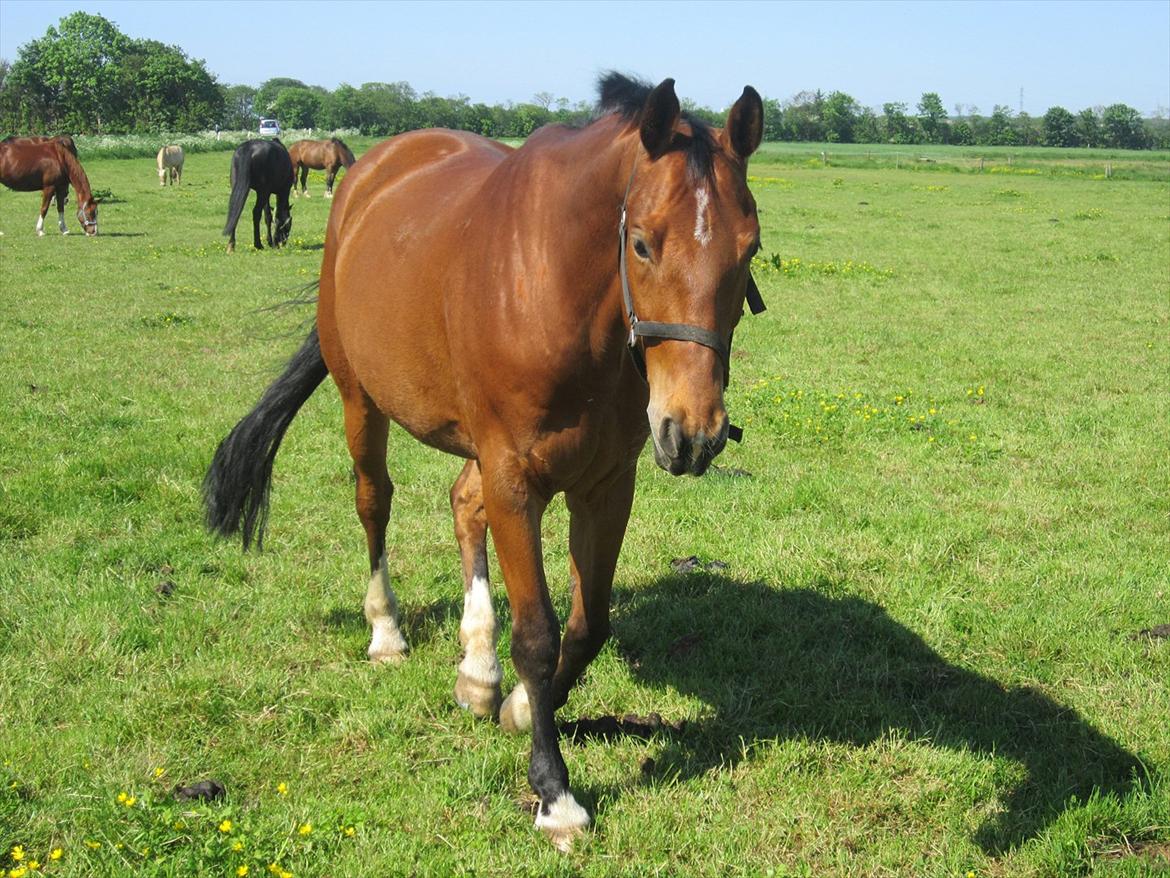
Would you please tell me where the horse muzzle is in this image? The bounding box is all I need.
[651,415,729,476]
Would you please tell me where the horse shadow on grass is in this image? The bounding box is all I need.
[597,573,1143,854]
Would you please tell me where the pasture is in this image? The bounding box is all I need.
[1,139,1167,877]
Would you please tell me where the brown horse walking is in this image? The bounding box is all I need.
[288,137,355,198]
[205,74,762,848]
[0,137,98,236]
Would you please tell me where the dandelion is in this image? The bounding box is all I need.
[276,782,288,796]
[153,767,165,778]
[26,863,39,872]
[969,434,977,442]
[9,867,28,878]
[238,868,249,877]
[928,436,936,443]
[232,841,244,852]
[9,848,22,862]
[344,826,356,837]
[48,852,62,862]
[219,819,233,834]
[298,823,312,836]
[84,841,101,850]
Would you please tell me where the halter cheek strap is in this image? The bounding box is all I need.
[618,157,765,442]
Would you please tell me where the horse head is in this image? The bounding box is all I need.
[275,202,292,246]
[77,197,99,236]
[616,78,762,475]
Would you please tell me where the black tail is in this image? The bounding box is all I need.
[333,137,356,167]
[203,326,329,549]
[223,149,253,237]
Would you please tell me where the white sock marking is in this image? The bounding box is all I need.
[458,575,501,686]
[365,554,407,661]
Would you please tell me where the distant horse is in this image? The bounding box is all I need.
[223,139,293,252]
[157,145,184,185]
[0,138,99,235]
[204,74,763,848]
[288,137,355,197]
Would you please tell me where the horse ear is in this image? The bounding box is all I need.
[640,78,680,160]
[725,85,764,160]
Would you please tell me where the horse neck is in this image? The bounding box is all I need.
[59,148,92,201]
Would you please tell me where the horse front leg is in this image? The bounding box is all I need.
[325,166,336,198]
[450,460,502,718]
[483,455,589,850]
[546,465,636,711]
[263,198,275,247]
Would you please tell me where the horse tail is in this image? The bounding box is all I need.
[334,138,356,167]
[223,148,253,237]
[203,323,329,549]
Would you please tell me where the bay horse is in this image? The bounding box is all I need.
[223,138,293,252]
[0,137,98,236]
[204,74,763,847]
[288,137,356,198]
[157,144,184,185]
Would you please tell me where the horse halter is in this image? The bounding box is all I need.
[76,200,98,234]
[617,156,766,442]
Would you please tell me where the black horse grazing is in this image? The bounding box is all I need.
[223,139,293,252]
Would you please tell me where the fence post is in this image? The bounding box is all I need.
[1105,162,1112,179]
[979,157,984,172]
[821,150,827,166]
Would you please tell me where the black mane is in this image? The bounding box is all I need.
[596,72,717,182]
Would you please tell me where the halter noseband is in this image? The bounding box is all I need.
[76,200,98,233]
[617,156,766,442]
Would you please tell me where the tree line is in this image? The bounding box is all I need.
[2,12,1167,150]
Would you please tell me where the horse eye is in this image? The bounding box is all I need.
[633,238,651,260]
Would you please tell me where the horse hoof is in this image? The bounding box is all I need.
[535,792,590,852]
[368,622,408,665]
[37,230,45,237]
[498,684,531,733]
[454,672,501,719]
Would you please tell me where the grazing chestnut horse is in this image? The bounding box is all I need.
[223,138,292,252]
[288,137,356,198]
[1,134,78,157]
[157,144,184,185]
[204,74,762,847]
[0,137,98,236]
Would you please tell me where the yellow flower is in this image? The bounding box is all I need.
[276,782,288,796]
[219,819,233,833]
[116,792,128,804]
[344,826,356,837]
[84,841,101,850]
[298,823,312,836]
[9,867,28,878]
[237,868,249,877]
[9,848,22,862]
[153,767,165,778]
[232,841,244,852]
[48,852,62,862]
[27,864,39,873]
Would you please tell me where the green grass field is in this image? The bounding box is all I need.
[1,138,1168,877]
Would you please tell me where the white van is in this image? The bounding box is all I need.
[259,119,281,136]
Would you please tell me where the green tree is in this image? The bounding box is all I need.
[1100,103,1146,149]
[1075,108,1101,148]
[987,105,1017,145]
[916,92,947,143]
[221,84,258,129]
[271,87,322,129]
[1042,106,1078,146]
[823,91,860,143]
[882,102,917,143]
[254,77,310,116]
[118,39,222,131]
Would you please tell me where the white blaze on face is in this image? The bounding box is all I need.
[694,186,712,246]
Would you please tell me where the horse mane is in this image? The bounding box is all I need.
[331,137,356,166]
[55,142,92,198]
[596,72,717,183]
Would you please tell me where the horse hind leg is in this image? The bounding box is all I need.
[451,460,502,718]
[341,390,408,664]
[36,188,53,236]
[56,186,69,234]
[325,166,336,198]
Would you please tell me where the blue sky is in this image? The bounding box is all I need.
[1,0,1168,115]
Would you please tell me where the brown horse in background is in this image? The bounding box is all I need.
[204,74,762,848]
[288,137,355,197]
[0,138,98,235]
